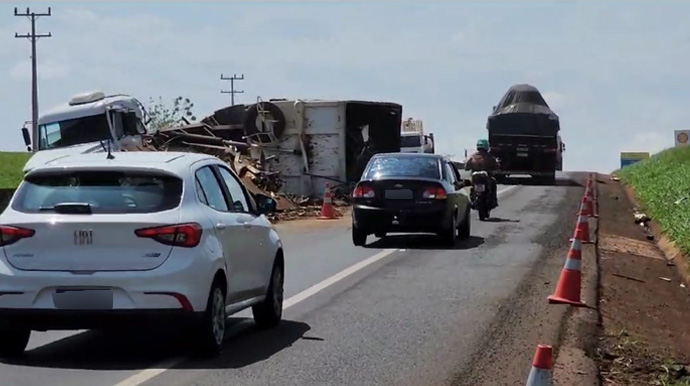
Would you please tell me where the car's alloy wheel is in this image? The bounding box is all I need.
[195,284,226,357]
[253,259,284,329]
[211,288,226,347]
[0,327,30,358]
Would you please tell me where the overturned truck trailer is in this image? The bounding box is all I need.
[186,99,403,197]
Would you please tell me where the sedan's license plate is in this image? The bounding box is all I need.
[385,189,413,200]
[475,184,486,193]
[517,152,528,157]
[53,289,113,310]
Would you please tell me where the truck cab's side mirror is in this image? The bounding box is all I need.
[21,127,31,150]
[561,143,566,152]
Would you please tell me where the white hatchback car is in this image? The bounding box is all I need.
[0,151,285,357]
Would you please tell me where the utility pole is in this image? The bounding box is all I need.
[14,6,52,152]
[220,73,244,106]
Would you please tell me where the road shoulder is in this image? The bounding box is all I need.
[592,175,690,385]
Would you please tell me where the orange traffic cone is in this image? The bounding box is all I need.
[525,344,553,386]
[570,213,593,244]
[318,183,337,220]
[576,196,591,217]
[548,237,586,307]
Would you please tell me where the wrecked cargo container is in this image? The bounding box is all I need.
[202,99,403,197]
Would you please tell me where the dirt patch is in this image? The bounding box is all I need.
[595,176,690,385]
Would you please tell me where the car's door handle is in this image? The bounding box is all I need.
[216,223,227,230]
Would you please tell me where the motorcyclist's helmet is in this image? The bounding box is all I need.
[476,139,489,151]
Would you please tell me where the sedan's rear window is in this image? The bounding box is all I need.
[12,171,183,214]
[363,156,441,179]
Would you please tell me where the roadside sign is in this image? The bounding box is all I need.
[675,130,690,147]
[620,152,650,168]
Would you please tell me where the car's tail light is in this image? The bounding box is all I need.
[135,223,202,248]
[353,185,375,198]
[0,226,35,247]
[422,186,447,199]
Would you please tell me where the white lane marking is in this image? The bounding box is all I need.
[497,186,519,196]
[110,186,521,386]
[113,248,400,386]
[283,249,397,308]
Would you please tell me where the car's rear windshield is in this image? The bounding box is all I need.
[12,170,183,214]
[363,156,441,179]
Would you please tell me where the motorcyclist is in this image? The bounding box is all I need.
[464,139,499,208]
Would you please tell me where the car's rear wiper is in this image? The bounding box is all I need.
[39,202,93,214]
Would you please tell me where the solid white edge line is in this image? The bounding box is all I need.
[113,248,399,386]
[497,185,519,196]
[282,249,397,308]
[111,185,520,386]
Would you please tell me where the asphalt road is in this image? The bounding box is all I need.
[0,173,585,386]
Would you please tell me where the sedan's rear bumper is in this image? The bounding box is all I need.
[353,204,451,234]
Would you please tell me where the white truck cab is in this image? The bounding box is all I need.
[400,118,434,154]
[21,91,148,173]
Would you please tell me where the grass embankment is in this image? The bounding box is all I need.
[0,152,31,189]
[617,146,690,254]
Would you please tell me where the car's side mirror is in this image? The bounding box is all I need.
[255,194,277,215]
[21,127,31,148]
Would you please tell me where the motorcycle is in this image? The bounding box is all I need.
[470,171,495,221]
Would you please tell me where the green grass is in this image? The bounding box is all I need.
[617,146,690,254]
[0,152,31,189]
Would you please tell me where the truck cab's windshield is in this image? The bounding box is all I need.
[400,135,422,147]
[38,114,111,150]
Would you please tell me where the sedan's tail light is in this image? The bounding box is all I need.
[0,226,35,247]
[135,223,202,248]
[353,185,375,198]
[422,186,447,199]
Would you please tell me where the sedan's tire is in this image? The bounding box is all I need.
[195,282,227,357]
[458,209,471,239]
[374,231,387,238]
[440,212,457,246]
[253,259,284,329]
[0,327,30,358]
[352,225,367,246]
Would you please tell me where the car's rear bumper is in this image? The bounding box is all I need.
[0,251,222,314]
[0,308,204,330]
[353,204,451,234]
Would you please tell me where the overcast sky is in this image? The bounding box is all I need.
[1,1,687,172]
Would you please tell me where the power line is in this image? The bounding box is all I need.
[220,73,244,106]
[14,6,52,152]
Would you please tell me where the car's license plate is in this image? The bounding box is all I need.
[517,147,529,152]
[53,289,113,310]
[384,189,413,200]
[517,152,528,157]
[475,184,486,193]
